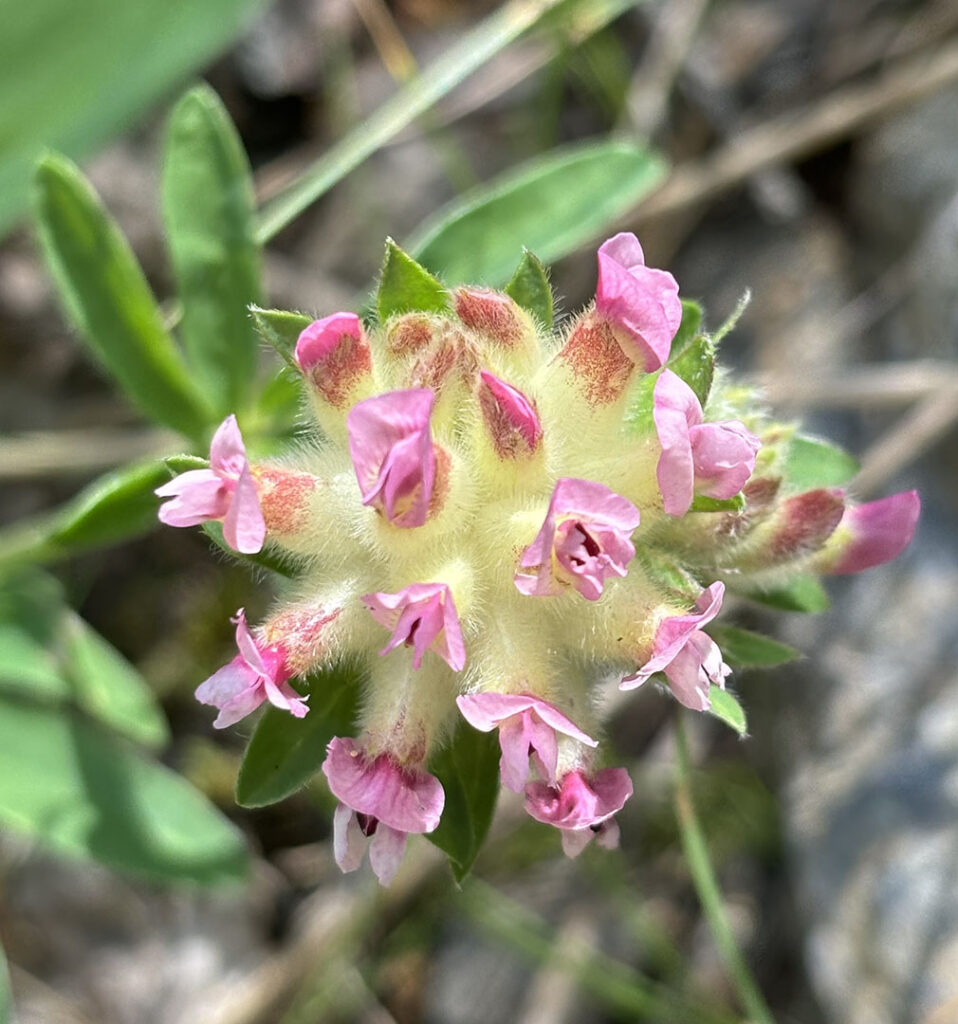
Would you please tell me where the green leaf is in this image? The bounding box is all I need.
[249,306,313,370]
[254,369,303,438]
[32,154,211,439]
[668,299,703,359]
[0,694,247,884]
[707,688,747,736]
[235,660,363,808]
[689,494,745,514]
[426,723,500,883]
[748,575,830,613]
[708,626,800,669]
[668,332,715,408]
[162,84,262,416]
[377,239,451,321]
[0,571,67,698]
[409,139,667,287]
[60,612,169,749]
[785,435,859,490]
[0,460,171,568]
[0,0,265,240]
[201,521,298,579]
[505,249,554,328]
[165,453,208,474]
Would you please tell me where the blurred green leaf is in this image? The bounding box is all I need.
[669,332,715,408]
[505,249,554,328]
[165,454,208,474]
[249,306,313,370]
[427,723,500,882]
[61,612,169,749]
[409,139,667,286]
[377,239,451,321]
[707,688,747,736]
[162,84,262,415]
[235,660,363,808]
[708,626,800,669]
[32,154,211,439]
[689,494,745,514]
[785,435,859,490]
[748,575,830,613]
[0,459,171,568]
[0,0,265,239]
[0,694,247,884]
[0,939,9,1024]
[254,369,302,438]
[201,521,298,579]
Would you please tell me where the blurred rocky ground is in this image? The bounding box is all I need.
[2,0,957,1021]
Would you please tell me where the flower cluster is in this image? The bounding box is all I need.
[159,234,920,885]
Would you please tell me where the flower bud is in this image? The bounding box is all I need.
[295,313,372,436]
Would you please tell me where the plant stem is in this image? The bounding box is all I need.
[673,714,777,1024]
[255,0,574,244]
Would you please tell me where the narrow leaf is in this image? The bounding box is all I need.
[0,695,247,884]
[708,625,800,669]
[163,84,262,415]
[785,435,859,490]
[249,305,313,369]
[748,575,830,613]
[707,688,748,736]
[668,299,703,360]
[409,139,667,287]
[32,154,211,439]
[505,249,554,328]
[426,723,500,883]
[377,239,450,321]
[235,660,363,808]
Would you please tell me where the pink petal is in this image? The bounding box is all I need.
[560,827,594,858]
[654,370,699,516]
[294,312,362,369]
[621,582,725,691]
[347,389,436,528]
[156,470,229,527]
[194,657,263,729]
[662,633,715,711]
[689,420,761,500]
[369,825,408,887]
[524,767,633,830]
[478,371,543,456]
[322,737,444,834]
[456,693,595,745]
[595,233,681,371]
[233,610,268,675]
[263,677,309,718]
[332,803,366,873]
[222,463,266,553]
[295,312,371,408]
[209,415,248,478]
[364,583,466,672]
[828,490,921,574]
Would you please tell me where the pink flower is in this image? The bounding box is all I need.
[363,582,466,671]
[515,478,640,601]
[347,389,436,528]
[594,232,682,371]
[194,609,308,728]
[654,370,761,517]
[295,312,371,408]
[478,370,542,458]
[322,736,444,886]
[156,415,265,553]
[456,692,597,792]
[621,582,730,711]
[822,490,921,574]
[525,767,633,858]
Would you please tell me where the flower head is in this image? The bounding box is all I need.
[516,478,640,600]
[595,232,682,371]
[525,767,633,858]
[347,389,437,528]
[457,692,597,792]
[322,736,444,886]
[621,582,730,711]
[156,415,265,552]
[364,582,466,671]
[654,370,761,517]
[194,610,308,728]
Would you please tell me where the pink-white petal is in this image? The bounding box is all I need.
[194,657,258,709]
[156,472,229,527]
[209,415,248,478]
[294,312,363,370]
[263,677,309,718]
[233,610,268,676]
[222,463,266,553]
[689,420,760,500]
[369,825,408,887]
[478,370,543,453]
[560,828,594,858]
[828,490,921,574]
[332,803,367,873]
[654,371,699,516]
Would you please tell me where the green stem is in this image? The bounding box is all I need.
[674,714,777,1024]
[255,0,574,244]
